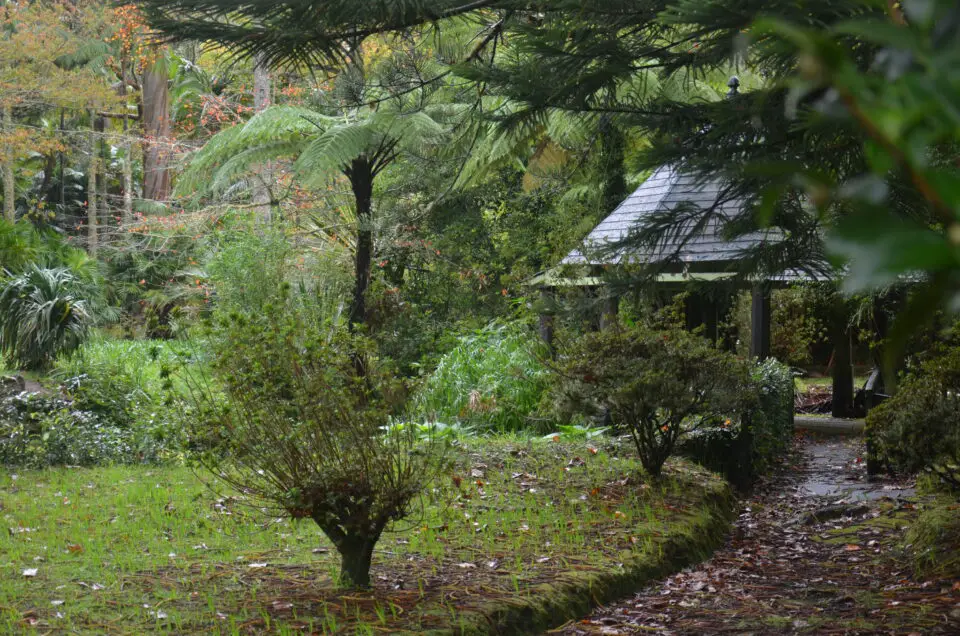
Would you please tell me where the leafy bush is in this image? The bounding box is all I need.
[749,358,796,473]
[0,390,171,467]
[551,324,755,477]
[412,321,551,433]
[185,287,446,588]
[866,346,960,489]
[681,358,794,486]
[0,266,101,370]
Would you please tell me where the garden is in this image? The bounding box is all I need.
[3,0,960,634]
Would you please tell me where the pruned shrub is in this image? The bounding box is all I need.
[550,324,755,477]
[866,346,960,489]
[749,358,795,473]
[185,289,447,588]
[680,358,794,486]
[413,321,551,433]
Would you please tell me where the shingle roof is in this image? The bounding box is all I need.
[562,165,777,266]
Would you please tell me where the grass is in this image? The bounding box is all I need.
[907,494,960,579]
[0,438,732,634]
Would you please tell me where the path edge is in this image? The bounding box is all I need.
[449,479,737,635]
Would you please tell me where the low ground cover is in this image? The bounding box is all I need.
[0,438,732,634]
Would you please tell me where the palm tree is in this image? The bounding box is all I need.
[0,266,95,371]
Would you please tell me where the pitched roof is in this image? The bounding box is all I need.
[562,165,776,267]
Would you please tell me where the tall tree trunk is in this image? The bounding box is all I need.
[121,58,134,225]
[87,113,98,255]
[142,54,172,203]
[2,103,15,222]
[598,116,626,214]
[348,159,375,328]
[252,54,273,223]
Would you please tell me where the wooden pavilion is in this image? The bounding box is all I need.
[531,164,861,417]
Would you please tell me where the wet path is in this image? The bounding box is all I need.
[552,434,959,635]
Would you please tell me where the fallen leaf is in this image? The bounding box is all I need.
[67,543,83,554]
[844,544,861,552]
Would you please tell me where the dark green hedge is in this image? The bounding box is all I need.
[680,358,794,487]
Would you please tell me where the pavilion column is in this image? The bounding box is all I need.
[538,289,555,355]
[831,326,855,418]
[599,295,620,330]
[750,284,771,360]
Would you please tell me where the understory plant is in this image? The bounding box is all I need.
[186,286,446,588]
[0,266,99,370]
[551,324,754,477]
[866,345,960,490]
[413,321,551,433]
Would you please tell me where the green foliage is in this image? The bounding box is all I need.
[0,266,97,370]
[866,345,960,490]
[186,286,446,588]
[757,0,960,356]
[0,337,191,467]
[0,390,172,468]
[731,287,829,366]
[412,321,551,433]
[551,324,755,477]
[206,224,350,320]
[748,358,796,474]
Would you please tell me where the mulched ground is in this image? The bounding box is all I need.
[553,434,960,635]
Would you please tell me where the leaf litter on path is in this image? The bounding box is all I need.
[553,434,960,635]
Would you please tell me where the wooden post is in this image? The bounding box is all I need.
[750,284,771,360]
[599,295,620,330]
[538,289,555,356]
[831,321,855,418]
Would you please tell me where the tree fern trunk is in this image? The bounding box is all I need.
[349,159,374,328]
[2,104,15,222]
[252,54,273,224]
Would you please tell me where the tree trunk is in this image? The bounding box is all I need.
[599,117,626,214]
[142,54,172,203]
[2,103,15,222]
[348,159,375,328]
[252,54,273,223]
[121,58,134,225]
[337,536,377,589]
[87,114,98,255]
[123,142,134,225]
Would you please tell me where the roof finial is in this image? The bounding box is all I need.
[726,75,740,98]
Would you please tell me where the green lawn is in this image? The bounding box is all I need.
[0,439,731,634]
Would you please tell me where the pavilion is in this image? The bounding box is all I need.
[530,163,862,417]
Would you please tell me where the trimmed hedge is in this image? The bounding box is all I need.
[680,358,794,487]
[866,346,960,490]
